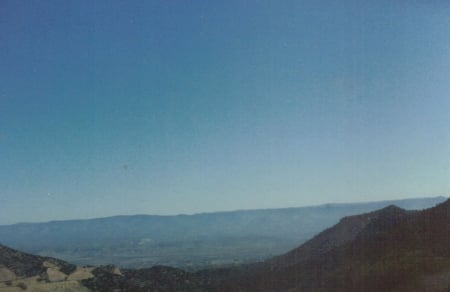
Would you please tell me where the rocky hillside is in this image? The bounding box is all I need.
[0,244,92,291]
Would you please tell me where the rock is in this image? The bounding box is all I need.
[44,268,67,282]
[42,261,59,269]
[67,267,94,281]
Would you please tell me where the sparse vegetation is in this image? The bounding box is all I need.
[16,282,27,290]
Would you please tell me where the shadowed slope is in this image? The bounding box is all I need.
[268,205,412,268]
[201,199,450,292]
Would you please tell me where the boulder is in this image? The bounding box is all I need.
[44,268,67,282]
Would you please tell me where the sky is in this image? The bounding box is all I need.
[1,1,449,224]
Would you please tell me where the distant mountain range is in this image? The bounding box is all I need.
[1,197,449,291]
[0,196,446,269]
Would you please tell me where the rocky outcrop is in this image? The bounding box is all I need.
[44,267,68,282]
[67,267,94,281]
[0,266,16,282]
[0,244,89,291]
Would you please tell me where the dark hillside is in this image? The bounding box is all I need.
[268,205,413,268]
[200,199,450,292]
[0,244,76,277]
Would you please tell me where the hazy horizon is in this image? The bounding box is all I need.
[1,1,450,225]
[1,195,447,226]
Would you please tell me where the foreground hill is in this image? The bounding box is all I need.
[200,199,450,291]
[0,196,444,268]
[0,244,91,291]
[268,204,413,268]
[0,243,203,292]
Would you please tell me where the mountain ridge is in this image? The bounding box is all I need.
[0,196,445,269]
[2,196,446,226]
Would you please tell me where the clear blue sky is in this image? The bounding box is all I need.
[1,1,449,224]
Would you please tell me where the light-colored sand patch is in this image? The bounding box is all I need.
[44,268,67,282]
[0,266,16,282]
[42,261,58,269]
[0,276,91,292]
[67,267,94,281]
[24,280,90,292]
